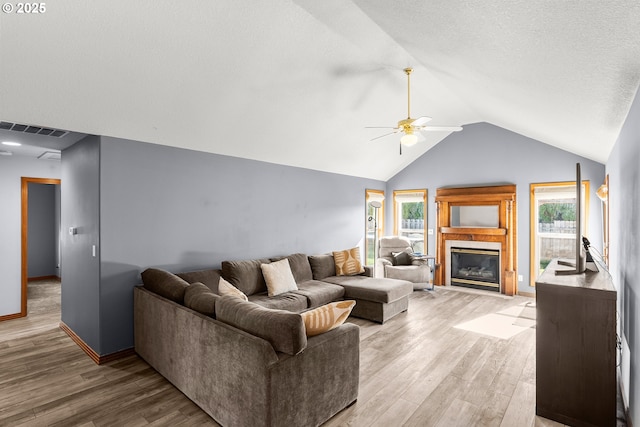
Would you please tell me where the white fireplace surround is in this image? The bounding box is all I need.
[445,240,502,289]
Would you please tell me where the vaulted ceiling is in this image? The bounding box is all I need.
[1,1,639,180]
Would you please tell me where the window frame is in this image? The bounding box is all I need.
[393,189,427,254]
[529,180,590,287]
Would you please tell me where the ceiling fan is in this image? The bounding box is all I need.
[367,67,462,154]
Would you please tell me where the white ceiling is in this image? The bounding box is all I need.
[1,1,639,180]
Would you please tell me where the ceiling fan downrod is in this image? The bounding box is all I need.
[404,67,413,119]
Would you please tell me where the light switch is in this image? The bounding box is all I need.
[68,227,77,235]
[428,229,434,235]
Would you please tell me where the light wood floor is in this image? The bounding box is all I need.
[0,280,624,426]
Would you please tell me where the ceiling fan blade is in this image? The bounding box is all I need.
[420,126,463,132]
[370,130,400,141]
[410,116,432,126]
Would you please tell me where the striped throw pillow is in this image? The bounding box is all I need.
[332,248,365,276]
[301,300,356,337]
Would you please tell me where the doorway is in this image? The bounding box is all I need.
[21,177,61,317]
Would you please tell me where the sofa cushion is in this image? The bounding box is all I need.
[141,268,189,303]
[218,277,248,301]
[293,280,345,309]
[184,282,218,317]
[301,300,356,337]
[270,253,313,283]
[308,254,337,280]
[176,269,221,293]
[322,275,413,304]
[222,258,271,296]
[261,259,298,297]
[332,248,365,276]
[216,296,307,355]
[248,292,308,312]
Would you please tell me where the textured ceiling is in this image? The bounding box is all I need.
[1,1,639,180]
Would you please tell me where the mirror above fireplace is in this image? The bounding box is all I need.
[450,205,499,228]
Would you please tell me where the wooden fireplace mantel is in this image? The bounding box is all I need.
[435,185,517,295]
[440,227,507,236]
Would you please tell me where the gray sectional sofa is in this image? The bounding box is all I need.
[134,252,413,426]
[219,252,414,323]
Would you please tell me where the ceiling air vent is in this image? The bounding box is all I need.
[0,121,68,138]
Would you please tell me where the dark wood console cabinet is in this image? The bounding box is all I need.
[536,259,617,427]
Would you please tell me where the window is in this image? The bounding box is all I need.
[530,181,589,286]
[365,189,385,266]
[393,189,427,254]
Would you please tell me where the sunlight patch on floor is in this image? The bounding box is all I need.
[454,302,536,339]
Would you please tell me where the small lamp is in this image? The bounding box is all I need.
[596,184,608,202]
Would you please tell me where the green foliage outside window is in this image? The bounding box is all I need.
[402,202,424,219]
[538,202,575,223]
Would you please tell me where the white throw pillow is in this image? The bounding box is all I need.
[218,277,248,301]
[261,259,298,297]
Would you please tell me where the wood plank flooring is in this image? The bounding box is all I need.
[0,279,216,427]
[0,280,622,426]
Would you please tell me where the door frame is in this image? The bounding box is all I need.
[21,177,61,317]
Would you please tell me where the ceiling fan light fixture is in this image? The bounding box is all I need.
[400,133,418,146]
[367,67,462,152]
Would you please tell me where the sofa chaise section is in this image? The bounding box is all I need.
[323,275,413,323]
[308,253,413,323]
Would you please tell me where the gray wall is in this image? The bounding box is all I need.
[386,122,605,294]
[27,183,58,278]
[607,85,640,424]
[61,135,101,352]
[0,156,60,317]
[62,135,383,355]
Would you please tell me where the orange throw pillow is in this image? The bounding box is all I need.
[301,300,356,337]
[333,248,365,276]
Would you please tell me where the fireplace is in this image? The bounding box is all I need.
[451,247,500,292]
[435,185,517,295]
